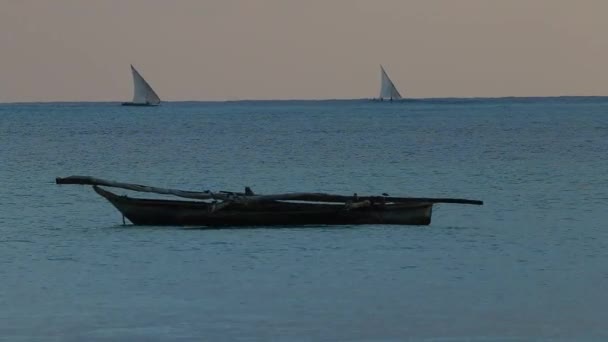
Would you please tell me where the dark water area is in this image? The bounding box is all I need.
[1,98,607,341]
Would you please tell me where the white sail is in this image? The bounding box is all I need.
[379,65,403,100]
[130,65,161,105]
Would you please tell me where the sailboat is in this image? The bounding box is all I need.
[378,65,403,101]
[122,65,161,106]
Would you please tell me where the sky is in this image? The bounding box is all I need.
[1,0,608,102]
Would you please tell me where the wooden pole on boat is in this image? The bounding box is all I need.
[56,176,219,200]
[56,175,483,206]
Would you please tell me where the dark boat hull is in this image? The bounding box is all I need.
[93,186,433,227]
[121,102,159,106]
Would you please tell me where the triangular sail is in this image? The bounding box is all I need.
[379,65,403,100]
[130,65,161,105]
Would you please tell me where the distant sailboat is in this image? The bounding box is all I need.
[378,65,403,101]
[122,65,161,106]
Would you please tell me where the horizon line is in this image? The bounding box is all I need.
[2,95,608,105]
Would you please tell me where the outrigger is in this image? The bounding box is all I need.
[56,176,483,227]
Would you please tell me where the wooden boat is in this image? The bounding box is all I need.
[56,176,483,227]
[121,65,161,106]
[93,186,434,226]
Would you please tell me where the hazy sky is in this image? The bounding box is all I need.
[2,0,608,101]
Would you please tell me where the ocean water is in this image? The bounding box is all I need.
[1,98,607,341]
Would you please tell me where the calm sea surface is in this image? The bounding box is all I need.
[1,98,607,341]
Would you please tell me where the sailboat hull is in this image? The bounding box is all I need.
[93,186,434,227]
[371,98,407,102]
[121,102,160,107]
